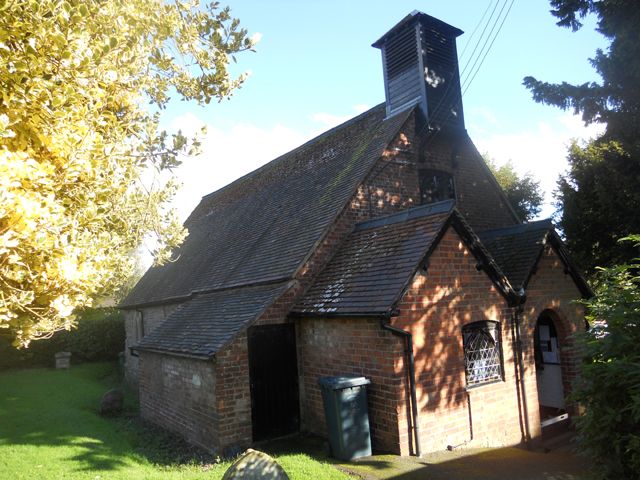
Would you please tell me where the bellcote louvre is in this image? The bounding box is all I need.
[373,10,464,130]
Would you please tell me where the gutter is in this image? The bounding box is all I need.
[120,276,293,310]
[289,310,391,319]
[133,346,213,361]
[380,313,422,457]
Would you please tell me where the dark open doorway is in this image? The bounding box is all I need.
[248,324,300,442]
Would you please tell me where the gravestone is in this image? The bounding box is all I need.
[222,449,289,480]
[99,389,124,415]
[54,351,71,369]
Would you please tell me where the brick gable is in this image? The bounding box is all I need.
[353,115,519,231]
[391,226,530,453]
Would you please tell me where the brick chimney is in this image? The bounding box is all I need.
[373,11,464,129]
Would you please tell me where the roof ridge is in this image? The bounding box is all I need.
[354,200,455,231]
[198,103,387,203]
[478,218,554,240]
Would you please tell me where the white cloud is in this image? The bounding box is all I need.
[169,113,310,222]
[309,104,371,129]
[472,112,604,219]
[467,106,499,128]
[353,104,370,114]
[309,112,350,128]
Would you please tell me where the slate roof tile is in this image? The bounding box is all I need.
[136,281,291,358]
[121,104,412,309]
[293,201,454,315]
[478,220,553,289]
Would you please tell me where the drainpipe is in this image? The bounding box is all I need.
[512,289,532,446]
[381,316,422,457]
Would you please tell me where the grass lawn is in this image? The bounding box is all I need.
[0,362,350,479]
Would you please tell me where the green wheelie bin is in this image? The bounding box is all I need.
[318,376,372,460]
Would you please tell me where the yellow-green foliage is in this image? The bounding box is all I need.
[0,0,255,346]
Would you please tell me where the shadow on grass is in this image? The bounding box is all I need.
[0,362,218,474]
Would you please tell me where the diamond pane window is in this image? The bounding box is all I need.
[462,321,503,387]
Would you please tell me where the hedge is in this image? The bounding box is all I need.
[0,308,125,369]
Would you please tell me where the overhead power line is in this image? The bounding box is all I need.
[427,0,504,127]
[459,0,502,79]
[459,0,497,64]
[462,0,516,96]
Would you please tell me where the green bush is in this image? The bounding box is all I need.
[572,235,640,480]
[0,308,125,369]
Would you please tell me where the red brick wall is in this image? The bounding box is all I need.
[296,317,406,453]
[350,156,420,221]
[350,117,420,220]
[384,229,586,454]
[138,351,219,452]
[352,115,518,230]
[214,331,252,451]
[391,226,537,454]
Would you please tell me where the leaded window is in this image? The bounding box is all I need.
[462,321,503,387]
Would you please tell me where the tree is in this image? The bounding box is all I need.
[556,139,639,270]
[0,0,256,346]
[484,156,544,221]
[572,235,640,480]
[523,0,640,272]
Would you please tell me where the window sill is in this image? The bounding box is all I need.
[465,378,504,391]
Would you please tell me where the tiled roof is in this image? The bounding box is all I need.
[136,282,291,358]
[292,201,454,316]
[121,104,412,308]
[478,220,553,289]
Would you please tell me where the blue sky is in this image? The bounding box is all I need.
[163,1,607,221]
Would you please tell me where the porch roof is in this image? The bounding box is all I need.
[135,281,291,358]
[292,201,454,316]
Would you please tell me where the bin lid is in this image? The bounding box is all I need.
[318,376,371,390]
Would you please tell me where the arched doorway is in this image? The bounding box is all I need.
[534,311,567,425]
